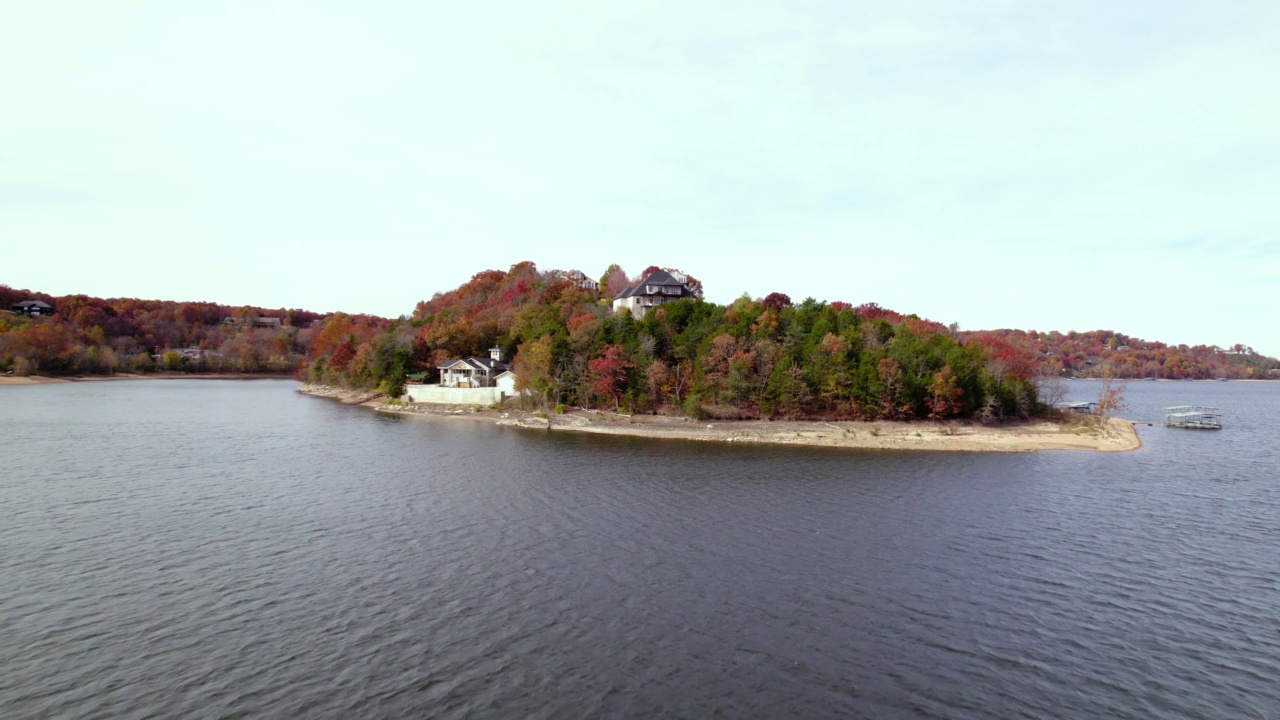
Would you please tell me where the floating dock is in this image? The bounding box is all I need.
[1164,405,1223,430]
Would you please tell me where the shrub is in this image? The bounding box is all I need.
[681,395,706,420]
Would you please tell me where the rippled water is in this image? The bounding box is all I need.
[2,379,1278,718]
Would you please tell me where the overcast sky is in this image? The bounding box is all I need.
[3,1,1278,354]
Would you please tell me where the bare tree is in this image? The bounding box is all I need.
[1093,365,1128,434]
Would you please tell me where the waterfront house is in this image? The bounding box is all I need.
[12,300,54,316]
[612,270,696,319]
[438,347,510,388]
[494,370,517,396]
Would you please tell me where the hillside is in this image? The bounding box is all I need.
[9,268,1272,408]
[965,328,1278,381]
[304,262,1042,421]
[0,285,388,376]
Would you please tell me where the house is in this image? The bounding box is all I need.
[612,269,696,319]
[438,347,510,388]
[221,316,283,328]
[494,370,517,396]
[153,347,204,360]
[563,270,599,292]
[12,300,54,316]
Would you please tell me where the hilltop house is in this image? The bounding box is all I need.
[612,270,696,319]
[438,347,510,388]
[12,300,54,316]
[563,269,599,292]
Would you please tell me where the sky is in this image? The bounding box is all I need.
[3,1,1278,355]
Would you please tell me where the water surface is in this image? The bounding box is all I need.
[2,379,1277,718]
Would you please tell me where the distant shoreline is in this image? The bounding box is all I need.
[298,384,1142,453]
[0,372,294,386]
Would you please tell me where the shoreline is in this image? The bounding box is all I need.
[299,384,1142,453]
[0,372,295,386]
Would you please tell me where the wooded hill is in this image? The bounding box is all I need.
[302,262,1277,420]
[305,262,1041,421]
[963,328,1278,381]
[0,284,387,376]
[8,267,1273,417]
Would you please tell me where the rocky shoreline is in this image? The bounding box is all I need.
[298,384,1141,453]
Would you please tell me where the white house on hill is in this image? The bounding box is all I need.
[612,270,696,319]
[438,347,510,388]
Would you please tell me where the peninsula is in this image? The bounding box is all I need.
[298,383,1140,453]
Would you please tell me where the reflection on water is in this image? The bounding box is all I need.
[1,379,1278,718]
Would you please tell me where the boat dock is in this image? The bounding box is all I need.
[1164,405,1223,430]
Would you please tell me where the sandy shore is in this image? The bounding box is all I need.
[299,384,1141,453]
[0,372,294,386]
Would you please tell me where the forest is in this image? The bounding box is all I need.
[0,284,387,376]
[7,265,1275,422]
[302,263,1050,421]
[962,328,1278,381]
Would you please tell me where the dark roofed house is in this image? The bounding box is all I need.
[612,269,696,319]
[439,347,510,388]
[12,300,55,316]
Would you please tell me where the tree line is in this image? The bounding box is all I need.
[968,328,1279,380]
[0,285,381,376]
[302,262,1048,421]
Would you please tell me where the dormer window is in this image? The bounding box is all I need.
[664,286,681,295]
[646,285,658,294]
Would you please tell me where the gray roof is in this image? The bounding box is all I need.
[614,269,694,300]
[438,357,510,372]
[14,300,54,309]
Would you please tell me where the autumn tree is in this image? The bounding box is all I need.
[587,343,634,411]
[761,292,792,310]
[926,365,963,419]
[514,335,557,408]
[598,264,631,297]
[1093,366,1128,432]
[329,340,356,372]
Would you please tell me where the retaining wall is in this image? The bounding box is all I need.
[404,384,505,405]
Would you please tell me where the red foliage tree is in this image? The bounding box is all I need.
[588,344,634,411]
[761,292,792,310]
[329,340,356,372]
[926,365,963,419]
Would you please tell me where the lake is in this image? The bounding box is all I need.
[1,379,1277,718]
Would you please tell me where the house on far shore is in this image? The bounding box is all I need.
[222,316,283,328]
[612,269,696,319]
[153,347,204,361]
[12,300,54,316]
[438,347,510,388]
